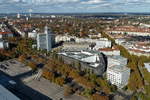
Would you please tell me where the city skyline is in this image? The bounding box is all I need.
[0,0,150,13]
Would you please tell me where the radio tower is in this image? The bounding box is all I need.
[29,9,33,17]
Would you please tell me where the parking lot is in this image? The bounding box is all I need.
[0,59,31,77]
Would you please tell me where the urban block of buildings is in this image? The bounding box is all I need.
[56,35,112,51]
[107,25,150,36]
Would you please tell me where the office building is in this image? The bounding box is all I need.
[37,26,55,51]
[58,50,106,75]
[107,56,130,88]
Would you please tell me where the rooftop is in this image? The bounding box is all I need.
[0,85,20,100]
[108,25,150,33]
[59,50,104,68]
[108,65,130,72]
[0,32,12,35]
[99,46,120,52]
[108,55,127,61]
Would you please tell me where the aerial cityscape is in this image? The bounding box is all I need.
[0,0,150,100]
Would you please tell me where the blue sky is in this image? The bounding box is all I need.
[0,0,150,13]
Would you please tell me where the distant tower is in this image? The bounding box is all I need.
[37,26,55,52]
[29,9,33,17]
[17,13,20,18]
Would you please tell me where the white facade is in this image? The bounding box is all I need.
[115,38,126,45]
[37,26,55,51]
[55,35,76,43]
[94,40,112,50]
[56,35,111,49]
[107,66,130,88]
[144,63,150,72]
[107,56,130,88]
[0,40,9,49]
[28,30,37,39]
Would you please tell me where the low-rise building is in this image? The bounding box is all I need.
[99,46,120,56]
[55,35,111,49]
[107,56,130,88]
[58,50,106,75]
[62,42,92,51]
[115,38,126,45]
[28,30,37,39]
[0,39,9,49]
[144,63,150,72]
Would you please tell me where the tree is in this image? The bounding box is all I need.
[18,54,27,63]
[64,86,74,97]
[42,69,55,81]
[27,61,37,70]
[92,93,109,100]
[82,88,93,98]
[55,77,65,86]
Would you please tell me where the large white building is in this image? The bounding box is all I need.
[0,39,9,49]
[144,63,150,72]
[107,56,130,88]
[28,30,37,39]
[37,26,55,52]
[94,39,112,50]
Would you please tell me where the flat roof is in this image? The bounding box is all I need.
[59,50,104,68]
[0,85,20,100]
[108,65,130,72]
[0,59,32,77]
[108,55,127,61]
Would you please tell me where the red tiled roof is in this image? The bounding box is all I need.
[0,32,12,34]
[108,26,150,33]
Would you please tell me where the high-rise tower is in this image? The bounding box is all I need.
[37,26,55,52]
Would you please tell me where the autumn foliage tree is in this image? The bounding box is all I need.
[64,86,74,97]
[92,93,109,100]
[27,61,37,70]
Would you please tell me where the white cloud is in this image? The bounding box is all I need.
[81,0,104,4]
[29,0,79,4]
